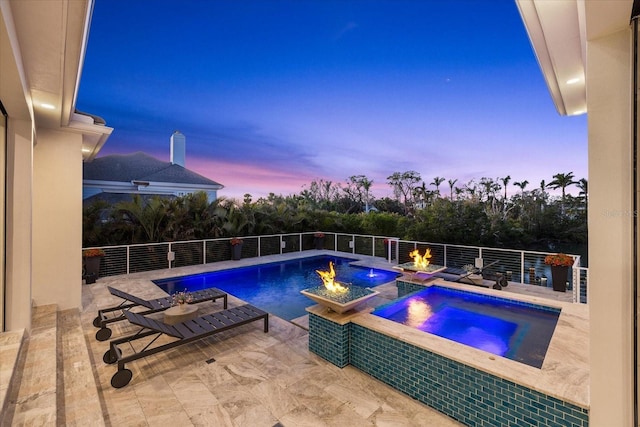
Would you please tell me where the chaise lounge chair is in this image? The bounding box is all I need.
[439,260,508,290]
[103,304,269,388]
[93,286,228,341]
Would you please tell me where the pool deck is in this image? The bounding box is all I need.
[9,250,587,426]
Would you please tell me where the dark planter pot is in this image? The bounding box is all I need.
[231,244,243,260]
[550,265,569,292]
[314,237,325,250]
[84,256,102,284]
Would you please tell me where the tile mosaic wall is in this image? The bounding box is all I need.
[396,279,426,297]
[308,310,589,426]
[308,313,350,367]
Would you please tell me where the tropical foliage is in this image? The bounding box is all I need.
[83,171,587,260]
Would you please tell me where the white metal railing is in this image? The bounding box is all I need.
[83,232,587,303]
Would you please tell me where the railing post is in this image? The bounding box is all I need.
[444,244,448,267]
[572,255,581,303]
[203,240,206,264]
[126,246,130,275]
[258,236,261,258]
[520,252,525,285]
[299,233,302,253]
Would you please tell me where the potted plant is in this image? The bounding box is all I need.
[172,289,193,311]
[230,237,244,260]
[83,248,105,284]
[544,253,574,292]
[313,232,325,250]
[462,264,484,286]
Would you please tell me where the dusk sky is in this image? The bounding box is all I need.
[77,0,587,201]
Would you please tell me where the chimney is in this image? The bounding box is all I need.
[170,131,186,167]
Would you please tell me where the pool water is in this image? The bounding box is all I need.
[372,286,560,368]
[153,255,400,320]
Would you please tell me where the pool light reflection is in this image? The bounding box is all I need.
[406,299,433,328]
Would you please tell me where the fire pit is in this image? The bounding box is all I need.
[301,262,379,314]
[393,248,446,280]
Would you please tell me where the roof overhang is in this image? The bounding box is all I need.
[516,0,633,116]
[1,0,111,159]
[515,0,587,116]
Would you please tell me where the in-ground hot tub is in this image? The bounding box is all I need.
[371,285,560,368]
[307,278,589,426]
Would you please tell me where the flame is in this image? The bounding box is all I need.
[410,248,432,269]
[316,262,348,293]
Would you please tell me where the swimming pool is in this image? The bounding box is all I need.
[153,255,400,320]
[371,285,560,368]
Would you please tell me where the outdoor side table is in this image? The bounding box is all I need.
[164,304,198,325]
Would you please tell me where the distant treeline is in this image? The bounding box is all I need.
[83,171,587,259]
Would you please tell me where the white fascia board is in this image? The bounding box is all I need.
[83,180,223,193]
[143,181,224,191]
[515,0,586,116]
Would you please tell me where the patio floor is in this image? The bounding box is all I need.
[7,250,582,426]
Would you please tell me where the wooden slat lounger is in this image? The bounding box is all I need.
[93,286,228,341]
[104,304,269,388]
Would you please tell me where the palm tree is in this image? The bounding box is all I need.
[454,187,465,201]
[447,178,458,200]
[513,180,529,196]
[431,176,445,197]
[500,175,511,200]
[547,172,577,213]
[577,178,588,209]
[114,195,169,243]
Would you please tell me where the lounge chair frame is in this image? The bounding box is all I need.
[451,260,508,289]
[93,286,228,341]
[104,304,268,388]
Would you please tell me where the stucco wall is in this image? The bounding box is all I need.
[587,28,634,426]
[5,119,33,330]
[33,128,83,310]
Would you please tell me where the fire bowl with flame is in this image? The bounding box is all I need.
[300,261,380,314]
[393,248,446,278]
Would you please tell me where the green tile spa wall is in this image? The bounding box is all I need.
[396,279,426,297]
[308,313,350,367]
[348,324,588,427]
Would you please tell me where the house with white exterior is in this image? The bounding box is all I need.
[516,0,637,424]
[0,0,638,424]
[83,131,224,204]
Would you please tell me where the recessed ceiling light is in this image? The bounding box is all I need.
[40,103,55,110]
[81,147,91,153]
[573,109,586,115]
[566,78,580,85]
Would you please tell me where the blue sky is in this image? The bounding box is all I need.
[77,0,587,200]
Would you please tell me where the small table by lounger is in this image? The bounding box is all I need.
[164,304,198,325]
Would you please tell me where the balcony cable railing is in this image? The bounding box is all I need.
[83,232,587,304]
